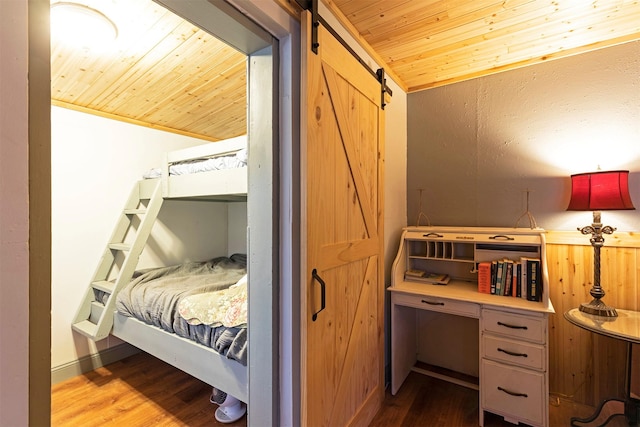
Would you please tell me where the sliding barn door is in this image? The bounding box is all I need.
[301,11,385,427]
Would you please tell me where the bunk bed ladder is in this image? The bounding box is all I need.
[72,179,163,341]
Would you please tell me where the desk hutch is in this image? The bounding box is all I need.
[389,227,555,427]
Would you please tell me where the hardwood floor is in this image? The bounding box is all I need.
[372,371,630,427]
[51,352,246,427]
[52,352,629,426]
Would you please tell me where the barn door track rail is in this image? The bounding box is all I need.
[296,0,392,109]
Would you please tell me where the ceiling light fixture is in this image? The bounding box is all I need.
[50,2,118,50]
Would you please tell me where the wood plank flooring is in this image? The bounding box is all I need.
[373,371,630,427]
[52,352,629,426]
[51,352,246,427]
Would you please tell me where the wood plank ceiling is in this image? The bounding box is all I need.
[52,0,640,140]
[51,0,247,142]
[328,0,640,92]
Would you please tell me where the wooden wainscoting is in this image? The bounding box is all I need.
[546,231,640,407]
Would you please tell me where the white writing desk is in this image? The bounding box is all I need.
[390,227,555,427]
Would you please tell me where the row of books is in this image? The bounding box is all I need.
[477,257,542,302]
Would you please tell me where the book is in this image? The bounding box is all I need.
[503,259,513,297]
[422,272,450,285]
[520,257,541,301]
[477,262,492,294]
[490,260,498,294]
[494,259,504,295]
[520,257,528,299]
[527,258,541,302]
[405,269,426,278]
[404,269,450,285]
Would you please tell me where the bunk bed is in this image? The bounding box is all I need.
[111,255,249,404]
[72,135,250,408]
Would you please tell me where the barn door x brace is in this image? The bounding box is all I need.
[296,0,393,109]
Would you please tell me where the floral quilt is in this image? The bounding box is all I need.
[178,274,248,328]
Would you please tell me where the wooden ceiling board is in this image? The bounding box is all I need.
[386,3,583,71]
[51,1,176,104]
[164,64,247,135]
[340,0,507,42]
[115,34,241,116]
[393,2,640,88]
[51,0,247,141]
[366,1,543,53]
[336,0,420,30]
[332,0,640,91]
[97,23,204,111]
[142,61,246,125]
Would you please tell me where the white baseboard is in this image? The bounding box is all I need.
[51,343,140,384]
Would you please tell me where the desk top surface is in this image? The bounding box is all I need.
[564,308,640,344]
[389,279,555,314]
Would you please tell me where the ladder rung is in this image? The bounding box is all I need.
[124,208,146,215]
[89,302,104,323]
[109,243,131,251]
[92,280,115,294]
[72,320,98,338]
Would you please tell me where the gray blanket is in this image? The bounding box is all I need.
[115,254,248,365]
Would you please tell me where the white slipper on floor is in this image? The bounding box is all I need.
[214,402,246,424]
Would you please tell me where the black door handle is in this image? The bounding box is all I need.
[311,268,326,321]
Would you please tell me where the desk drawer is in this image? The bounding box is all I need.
[482,308,546,344]
[482,360,545,426]
[393,292,479,318]
[482,335,545,371]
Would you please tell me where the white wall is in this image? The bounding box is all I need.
[407,40,640,232]
[51,106,247,372]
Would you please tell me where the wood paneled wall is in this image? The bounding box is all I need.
[546,231,640,406]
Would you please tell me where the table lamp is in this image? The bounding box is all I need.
[567,170,635,317]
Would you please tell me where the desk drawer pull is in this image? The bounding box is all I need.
[498,348,528,358]
[311,269,326,322]
[423,232,443,238]
[421,299,445,306]
[497,386,528,398]
[497,321,528,330]
[489,234,515,241]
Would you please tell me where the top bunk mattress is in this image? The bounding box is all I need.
[142,146,247,179]
[142,135,248,200]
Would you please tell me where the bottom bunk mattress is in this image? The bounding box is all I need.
[114,254,248,365]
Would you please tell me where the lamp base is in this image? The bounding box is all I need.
[579,299,618,317]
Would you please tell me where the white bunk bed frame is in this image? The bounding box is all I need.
[112,308,248,403]
[159,135,248,201]
[72,135,249,403]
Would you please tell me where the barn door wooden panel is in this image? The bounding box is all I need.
[301,10,385,427]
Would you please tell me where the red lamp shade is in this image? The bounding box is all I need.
[567,170,635,211]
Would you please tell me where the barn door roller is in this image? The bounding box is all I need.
[296,0,392,109]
